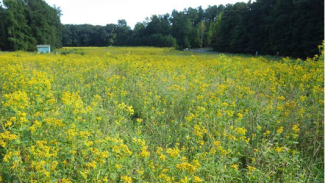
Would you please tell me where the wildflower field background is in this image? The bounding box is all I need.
[0,47,323,182]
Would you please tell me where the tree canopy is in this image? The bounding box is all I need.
[0,0,62,51]
[0,0,323,58]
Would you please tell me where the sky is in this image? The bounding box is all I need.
[43,0,247,29]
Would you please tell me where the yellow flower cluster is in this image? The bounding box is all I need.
[0,47,322,182]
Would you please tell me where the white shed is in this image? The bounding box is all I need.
[37,45,51,53]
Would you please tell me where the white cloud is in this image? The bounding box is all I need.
[2,0,248,29]
[45,0,249,28]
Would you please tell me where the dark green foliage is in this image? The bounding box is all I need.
[127,34,176,47]
[126,14,175,48]
[115,19,132,46]
[212,0,324,58]
[62,23,120,47]
[66,1,325,58]
[170,10,192,49]
[144,15,171,36]
[26,0,62,49]
[5,0,36,50]
[61,21,176,48]
[61,16,175,48]
[0,0,62,51]
[0,5,8,50]
[1,0,322,58]
[62,24,110,47]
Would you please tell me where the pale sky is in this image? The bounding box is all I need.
[43,0,247,29]
[0,0,248,29]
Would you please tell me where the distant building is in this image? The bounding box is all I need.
[37,45,51,53]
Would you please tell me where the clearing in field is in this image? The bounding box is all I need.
[0,47,323,182]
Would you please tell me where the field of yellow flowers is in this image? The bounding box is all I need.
[0,47,324,182]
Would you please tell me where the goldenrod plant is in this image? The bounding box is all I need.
[0,47,323,182]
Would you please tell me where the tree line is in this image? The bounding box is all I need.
[61,6,224,50]
[60,0,325,58]
[0,0,324,58]
[213,0,324,58]
[0,0,62,51]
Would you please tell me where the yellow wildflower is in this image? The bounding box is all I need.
[231,164,239,170]
[193,176,203,182]
[276,126,284,134]
[121,175,132,183]
[247,166,256,174]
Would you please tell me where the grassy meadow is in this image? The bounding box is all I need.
[0,47,324,182]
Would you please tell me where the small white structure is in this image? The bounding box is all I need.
[37,45,51,53]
